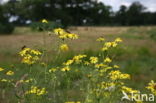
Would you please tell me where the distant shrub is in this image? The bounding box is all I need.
[0,23,15,34]
[30,21,63,31]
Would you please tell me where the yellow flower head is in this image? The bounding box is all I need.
[54,28,65,35]
[61,66,70,72]
[19,48,42,65]
[6,70,14,76]
[104,57,112,63]
[49,68,57,73]
[25,86,47,96]
[0,67,4,71]
[90,56,98,64]
[109,70,130,80]
[96,37,105,42]
[60,44,69,51]
[42,19,48,23]
[63,59,74,66]
[115,38,122,42]
[146,80,156,95]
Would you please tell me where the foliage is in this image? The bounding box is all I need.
[0,4,14,34]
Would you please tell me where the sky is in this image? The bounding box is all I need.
[1,0,156,12]
[99,0,156,12]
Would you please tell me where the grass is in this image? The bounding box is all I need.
[0,26,156,103]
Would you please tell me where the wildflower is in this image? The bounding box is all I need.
[95,63,106,68]
[121,86,139,93]
[101,82,116,90]
[49,68,57,73]
[101,47,108,51]
[42,19,48,23]
[113,65,120,68]
[111,42,117,47]
[61,66,70,72]
[25,86,47,96]
[146,80,156,95]
[73,54,87,64]
[67,33,79,39]
[6,70,14,76]
[54,28,65,35]
[104,42,112,48]
[115,38,122,42]
[19,48,42,65]
[104,57,112,63]
[90,56,98,64]
[96,37,105,42]
[60,44,69,51]
[63,60,74,66]
[109,70,130,80]
[0,67,4,71]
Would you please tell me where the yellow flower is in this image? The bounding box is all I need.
[115,38,122,42]
[104,42,112,47]
[95,63,106,68]
[61,66,70,72]
[101,47,108,51]
[63,60,74,66]
[6,70,14,76]
[60,44,69,51]
[42,19,48,23]
[121,86,139,93]
[49,68,57,73]
[90,56,98,64]
[104,57,112,63]
[25,86,47,96]
[113,65,120,68]
[109,70,130,80]
[67,33,79,39]
[54,28,65,35]
[73,54,87,64]
[146,80,156,95]
[0,67,4,71]
[19,48,42,65]
[96,37,105,42]
[111,42,117,47]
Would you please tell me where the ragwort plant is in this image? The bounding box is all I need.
[0,19,156,103]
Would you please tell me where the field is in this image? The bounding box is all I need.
[0,26,156,103]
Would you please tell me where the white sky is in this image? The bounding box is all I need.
[99,0,156,12]
[1,0,156,12]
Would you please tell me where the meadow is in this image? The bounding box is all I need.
[0,25,156,103]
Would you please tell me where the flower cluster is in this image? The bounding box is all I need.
[101,37,122,51]
[109,70,130,80]
[54,28,78,40]
[146,80,156,95]
[19,48,42,65]
[25,86,47,96]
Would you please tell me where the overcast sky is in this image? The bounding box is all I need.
[99,0,156,12]
[1,0,156,12]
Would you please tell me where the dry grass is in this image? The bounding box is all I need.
[0,26,156,62]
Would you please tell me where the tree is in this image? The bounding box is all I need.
[127,2,146,25]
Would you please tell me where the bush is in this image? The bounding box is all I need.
[30,21,63,31]
[0,23,15,34]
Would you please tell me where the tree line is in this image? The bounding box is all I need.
[0,0,156,29]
